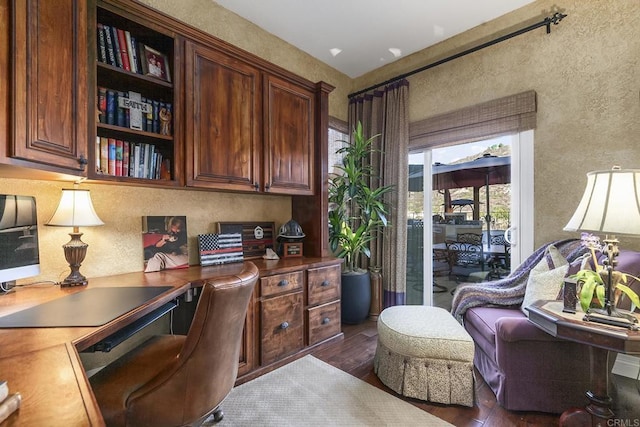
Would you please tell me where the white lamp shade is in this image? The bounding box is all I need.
[564,168,640,236]
[47,189,104,227]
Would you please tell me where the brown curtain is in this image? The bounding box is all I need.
[348,80,409,307]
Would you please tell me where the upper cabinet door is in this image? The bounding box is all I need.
[263,75,315,196]
[184,40,261,191]
[12,0,89,173]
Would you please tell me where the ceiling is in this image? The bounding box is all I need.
[213,0,536,78]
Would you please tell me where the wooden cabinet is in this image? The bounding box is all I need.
[184,40,261,192]
[306,264,341,346]
[89,2,181,186]
[259,271,304,365]
[184,41,316,195]
[10,0,89,173]
[263,74,315,195]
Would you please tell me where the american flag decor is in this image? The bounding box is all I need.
[198,233,244,266]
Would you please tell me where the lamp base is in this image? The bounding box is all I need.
[60,231,90,287]
[584,309,639,330]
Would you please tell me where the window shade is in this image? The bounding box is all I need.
[409,90,536,151]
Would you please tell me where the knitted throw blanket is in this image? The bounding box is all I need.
[451,239,587,322]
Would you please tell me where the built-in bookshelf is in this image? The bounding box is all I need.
[92,5,179,185]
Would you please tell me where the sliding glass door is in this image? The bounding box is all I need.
[406,132,533,307]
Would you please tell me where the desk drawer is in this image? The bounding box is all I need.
[307,265,340,306]
[260,292,304,365]
[307,300,341,346]
[260,271,303,298]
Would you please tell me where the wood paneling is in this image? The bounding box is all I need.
[12,0,88,172]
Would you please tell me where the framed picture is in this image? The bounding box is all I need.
[140,44,171,82]
[142,216,188,272]
[217,221,275,259]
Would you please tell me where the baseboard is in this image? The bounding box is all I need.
[612,354,640,379]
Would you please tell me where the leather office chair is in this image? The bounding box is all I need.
[90,262,258,426]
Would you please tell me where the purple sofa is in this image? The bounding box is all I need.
[452,241,640,414]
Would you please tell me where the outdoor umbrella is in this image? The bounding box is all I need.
[409,154,511,245]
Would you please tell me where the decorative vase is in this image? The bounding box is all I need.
[368,267,382,320]
[341,271,371,325]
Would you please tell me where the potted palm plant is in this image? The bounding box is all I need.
[328,121,393,324]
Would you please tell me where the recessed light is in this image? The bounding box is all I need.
[388,48,402,58]
[329,48,342,57]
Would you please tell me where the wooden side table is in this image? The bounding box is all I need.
[527,300,640,426]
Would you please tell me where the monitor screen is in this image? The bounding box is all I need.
[0,195,41,286]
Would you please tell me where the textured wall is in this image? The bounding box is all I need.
[138,0,352,120]
[3,0,639,285]
[353,0,640,248]
[2,178,290,283]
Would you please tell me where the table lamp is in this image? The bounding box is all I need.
[564,166,640,328]
[46,186,104,287]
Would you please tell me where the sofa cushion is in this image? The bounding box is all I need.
[521,245,568,315]
[464,306,524,361]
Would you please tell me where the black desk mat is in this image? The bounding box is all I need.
[0,286,174,328]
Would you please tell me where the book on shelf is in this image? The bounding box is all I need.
[95,136,101,173]
[99,137,109,174]
[110,25,123,68]
[115,139,123,176]
[108,138,116,176]
[116,92,127,127]
[129,34,141,74]
[125,31,137,74]
[97,86,107,124]
[116,28,131,71]
[102,24,117,66]
[96,23,108,64]
[106,90,116,125]
[122,141,130,177]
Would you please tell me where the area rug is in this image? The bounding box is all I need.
[214,355,452,426]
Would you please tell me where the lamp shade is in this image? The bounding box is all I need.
[564,168,640,236]
[47,189,104,227]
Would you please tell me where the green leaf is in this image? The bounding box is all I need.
[616,283,640,309]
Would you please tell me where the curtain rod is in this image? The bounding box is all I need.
[348,12,567,99]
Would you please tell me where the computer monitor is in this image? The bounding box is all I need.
[0,194,40,291]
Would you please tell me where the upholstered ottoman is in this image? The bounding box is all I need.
[374,305,475,407]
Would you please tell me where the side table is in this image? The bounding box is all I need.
[527,300,640,426]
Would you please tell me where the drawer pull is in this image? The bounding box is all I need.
[321,280,330,287]
[280,321,289,330]
[321,317,331,325]
[278,279,289,287]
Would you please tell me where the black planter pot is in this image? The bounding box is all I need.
[341,272,371,325]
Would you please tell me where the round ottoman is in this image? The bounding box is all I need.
[373,305,475,407]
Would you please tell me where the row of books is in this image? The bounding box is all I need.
[97,23,171,82]
[96,137,171,180]
[0,381,20,424]
[97,87,172,136]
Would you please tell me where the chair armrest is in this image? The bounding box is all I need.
[495,316,562,342]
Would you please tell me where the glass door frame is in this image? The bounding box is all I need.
[419,130,534,306]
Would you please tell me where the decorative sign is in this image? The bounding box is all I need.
[118,91,152,131]
[283,242,303,258]
[217,222,275,259]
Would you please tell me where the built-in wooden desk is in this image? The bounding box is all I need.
[0,262,251,426]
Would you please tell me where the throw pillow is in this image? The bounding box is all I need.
[521,245,569,316]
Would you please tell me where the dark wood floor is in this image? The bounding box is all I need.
[310,320,563,427]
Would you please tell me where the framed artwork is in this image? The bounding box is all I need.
[217,221,275,259]
[140,44,171,82]
[142,216,188,272]
[198,233,243,266]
